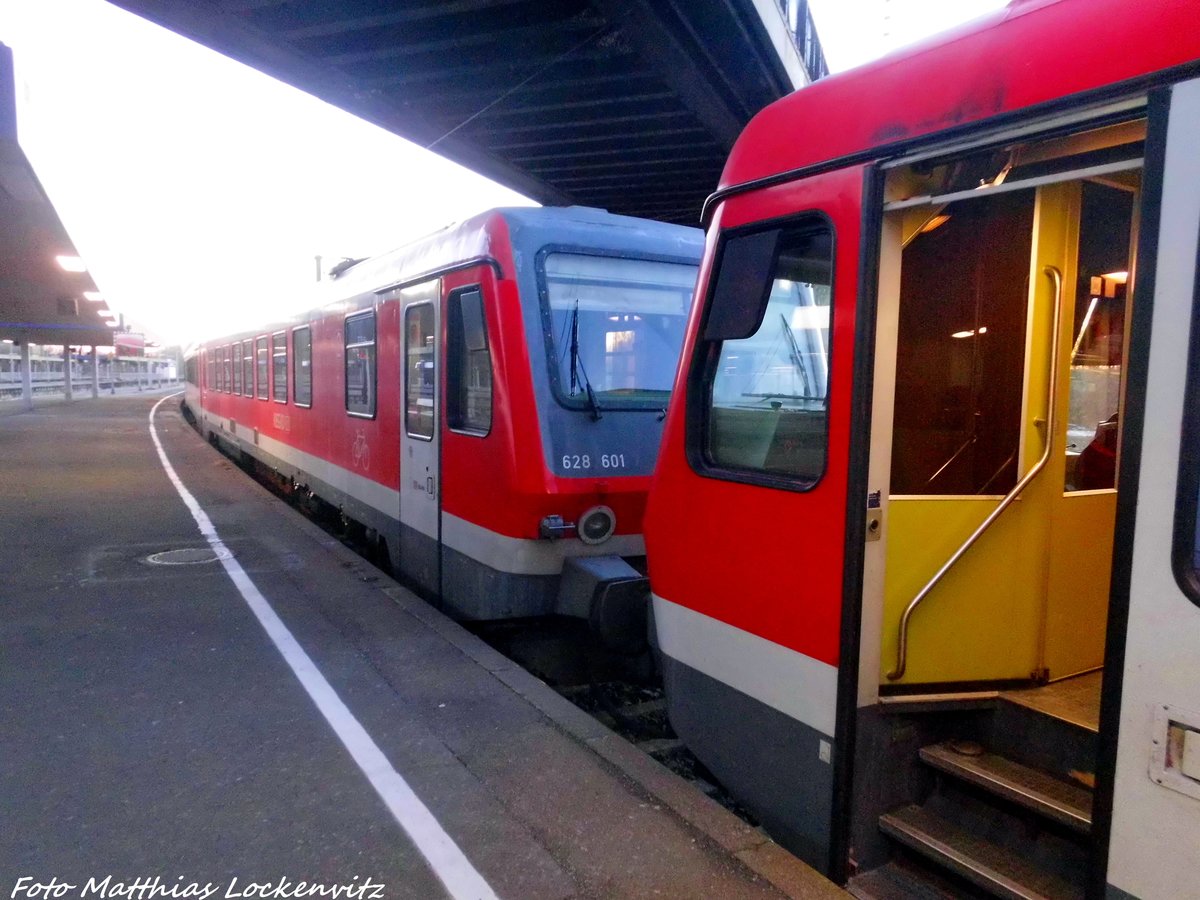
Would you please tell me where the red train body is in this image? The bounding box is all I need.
[186,206,700,640]
[646,0,1200,895]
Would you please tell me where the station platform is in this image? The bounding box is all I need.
[0,394,844,900]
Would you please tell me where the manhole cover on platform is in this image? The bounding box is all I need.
[145,547,232,566]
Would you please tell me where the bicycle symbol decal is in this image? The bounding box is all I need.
[351,429,370,470]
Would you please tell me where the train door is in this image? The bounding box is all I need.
[868,117,1143,689]
[399,280,441,595]
[1106,78,1200,899]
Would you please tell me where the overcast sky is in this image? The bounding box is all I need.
[0,0,1006,346]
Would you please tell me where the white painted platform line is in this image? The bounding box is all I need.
[149,395,498,900]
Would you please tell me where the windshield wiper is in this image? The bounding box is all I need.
[568,300,603,421]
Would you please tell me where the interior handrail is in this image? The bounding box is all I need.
[886,265,1063,681]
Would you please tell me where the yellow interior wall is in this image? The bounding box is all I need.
[1043,491,1115,676]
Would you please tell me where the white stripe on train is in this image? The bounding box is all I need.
[652,594,839,737]
[207,411,646,575]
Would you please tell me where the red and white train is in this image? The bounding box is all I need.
[184,206,700,646]
[645,0,1200,896]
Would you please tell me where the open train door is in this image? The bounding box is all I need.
[398,280,442,596]
[1103,77,1200,899]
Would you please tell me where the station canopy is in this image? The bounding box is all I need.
[0,43,113,348]
[107,0,825,225]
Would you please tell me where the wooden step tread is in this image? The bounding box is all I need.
[920,742,1092,833]
[849,858,987,900]
[880,805,1082,900]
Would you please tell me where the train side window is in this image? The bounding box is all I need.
[293,326,312,408]
[345,311,376,418]
[222,345,231,392]
[206,351,213,391]
[272,331,288,403]
[405,304,435,439]
[242,343,253,397]
[232,341,242,394]
[1173,241,1200,605]
[255,336,269,400]
[694,218,835,489]
[447,287,492,435]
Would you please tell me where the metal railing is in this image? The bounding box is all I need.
[886,266,1063,681]
[777,0,830,81]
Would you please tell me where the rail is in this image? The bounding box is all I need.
[886,266,1063,681]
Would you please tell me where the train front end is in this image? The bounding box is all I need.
[496,207,703,649]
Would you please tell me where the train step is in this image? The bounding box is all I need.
[918,741,1092,834]
[848,854,994,900]
[877,804,1082,900]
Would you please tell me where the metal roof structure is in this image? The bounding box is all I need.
[0,43,113,347]
[106,0,828,225]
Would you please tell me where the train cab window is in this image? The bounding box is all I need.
[272,331,287,403]
[447,287,491,435]
[405,304,435,439]
[696,219,834,488]
[232,341,242,394]
[345,311,376,418]
[242,343,254,397]
[539,251,697,411]
[293,326,312,408]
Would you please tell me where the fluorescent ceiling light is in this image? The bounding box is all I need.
[56,255,88,273]
[83,291,104,302]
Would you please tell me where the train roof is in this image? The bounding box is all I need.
[321,205,703,304]
[194,206,702,347]
[717,0,1200,200]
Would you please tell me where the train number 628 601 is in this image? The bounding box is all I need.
[562,453,627,470]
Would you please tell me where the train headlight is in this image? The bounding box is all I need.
[578,505,616,545]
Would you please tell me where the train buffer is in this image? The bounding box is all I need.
[0,394,846,900]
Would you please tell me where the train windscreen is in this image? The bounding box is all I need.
[541,252,697,410]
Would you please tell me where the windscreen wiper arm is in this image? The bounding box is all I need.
[568,301,602,421]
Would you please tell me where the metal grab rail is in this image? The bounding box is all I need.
[886,266,1063,681]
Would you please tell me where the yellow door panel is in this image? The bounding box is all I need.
[883,493,1049,685]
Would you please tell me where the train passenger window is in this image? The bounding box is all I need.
[539,252,697,410]
[1064,182,1133,492]
[405,304,435,439]
[222,345,231,392]
[242,343,253,397]
[447,287,491,435]
[232,341,242,394]
[255,337,268,400]
[345,311,376,418]
[205,351,213,391]
[272,331,287,403]
[293,326,312,408]
[695,218,834,489]
[1174,247,1200,606]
